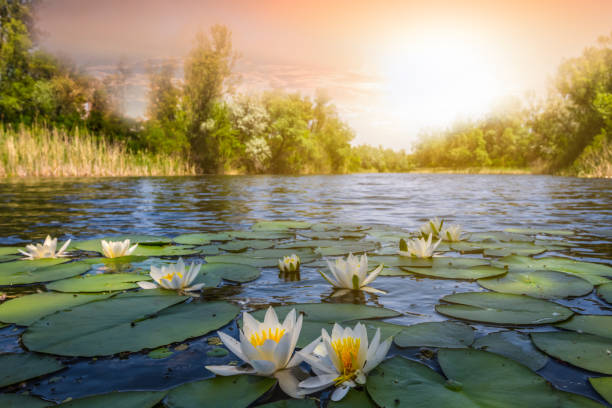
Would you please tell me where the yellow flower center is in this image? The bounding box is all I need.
[332,336,361,384]
[250,327,286,347]
[162,271,182,281]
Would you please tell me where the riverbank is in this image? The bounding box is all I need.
[0,127,195,177]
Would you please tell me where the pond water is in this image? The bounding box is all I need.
[0,174,611,406]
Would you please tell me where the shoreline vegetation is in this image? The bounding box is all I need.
[0,2,611,179]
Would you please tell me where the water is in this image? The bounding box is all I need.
[0,174,611,405]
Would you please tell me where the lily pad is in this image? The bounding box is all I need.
[589,377,612,405]
[367,350,560,408]
[258,400,318,408]
[531,331,612,374]
[556,315,612,339]
[0,292,111,325]
[598,283,612,304]
[469,231,533,242]
[58,391,166,407]
[200,263,261,283]
[46,273,151,293]
[148,347,173,359]
[327,389,377,407]
[173,232,233,245]
[370,256,489,270]
[0,258,68,275]
[0,247,21,256]
[74,239,197,256]
[0,394,49,408]
[477,270,593,299]
[496,255,612,285]
[0,261,91,285]
[129,245,200,257]
[249,303,400,323]
[403,265,507,280]
[229,230,292,240]
[473,330,549,371]
[0,353,64,387]
[218,240,275,252]
[394,321,474,348]
[436,292,573,325]
[204,255,280,268]
[504,227,574,236]
[251,220,312,231]
[24,292,240,356]
[165,375,276,408]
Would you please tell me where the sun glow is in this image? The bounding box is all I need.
[378,33,502,128]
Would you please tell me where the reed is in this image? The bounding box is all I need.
[0,126,196,177]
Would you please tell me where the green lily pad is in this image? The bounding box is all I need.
[165,375,276,408]
[148,347,173,359]
[229,230,292,240]
[598,283,612,304]
[206,347,229,357]
[206,248,316,268]
[0,247,21,256]
[58,391,166,407]
[251,220,312,231]
[130,245,200,257]
[249,303,400,323]
[295,319,405,348]
[328,389,377,407]
[394,321,474,348]
[367,350,560,408]
[556,315,612,339]
[589,377,612,405]
[473,330,549,371]
[24,292,239,356]
[483,247,548,257]
[218,240,275,252]
[0,292,111,325]
[74,239,196,256]
[204,255,280,268]
[300,230,366,240]
[371,256,489,270]
[496,256,612,285]
[558,391,607,408]
[0,255,20,262]
[531,331,612,374]
[258,399,318,408]
[403,265,507,280]
[0,394,50,408]
[46,273,151,293]
[469,231,533,242]
[0,258,68,275]
[0,261,91,285]
[200,263,261,283]
[504,228,574,236]
[477,270,593,299]
[0,353,64,387]
[75,235,172,250]
[174,232,233,245]
[436,292,573,325]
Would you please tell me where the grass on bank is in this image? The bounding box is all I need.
[0,127,195,177]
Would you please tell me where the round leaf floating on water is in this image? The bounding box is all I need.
[0,258,68,276]
[257,399,318,408]
[589,377,612,405]
[394,321,474,348]
[327,389,377,407]
[200,263,261,283]
[402,265,507,280]
[0,292,111,326]
[0,261,91,285]
[248,302,400,323]
[597,283,612,304]
[472,330,549,371]
[477,270,593,299]
[173,232,233,245]
[436,292,573,325]
[46,273,151,293]
[218,240,275,252]
[24,292,240,357]
[531,331,612,375]
[504,227,574,236]
[556,315,612,340]
[165,375,276,408]
[251,220,312,231]
[57,391,167,408]
[0,394,50,408]
[0,353,64,388]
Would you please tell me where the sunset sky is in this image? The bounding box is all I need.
[37,0,612,149]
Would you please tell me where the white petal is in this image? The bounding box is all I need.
[250,359,277,376]
[331,384,352,401]
[263,306,280,328]
[137,281,158,289]
[274,328,293,368]
[184,283,205,292]
[361,286,386,295]
[205,365,256,376]
[274,368,304,399]
[299,373,337,389]
[218,331,248,362]
[288,335,320,368]
[363,337,391,373]
[362,264,383,286]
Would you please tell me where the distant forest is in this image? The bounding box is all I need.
[0,1,610,177]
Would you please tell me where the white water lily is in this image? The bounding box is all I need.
[299,322,391,401]
[319,253,384,295]
[279,254,300,272]
[419,217,444,238]
[137,258,204,292]
[100,239,138,258]
[206,307,319,398]
[439,224,464,242]
[398,234,441,258]
[19,235,71,260]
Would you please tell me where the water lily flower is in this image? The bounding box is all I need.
[19,235,71,260]
[206,307,319,398]
[319,253,384,295]
[137,258,204,292]
[101,239,138,258]
[419,217,444,238]
[398,234,441,258]
[439,224,464,242]
[299,322,392,401]
[279,254,300,272]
